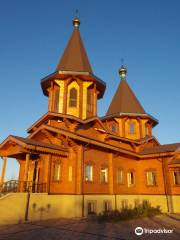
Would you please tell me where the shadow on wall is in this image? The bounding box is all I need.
[28,194,83,221]
[32,203,51,221]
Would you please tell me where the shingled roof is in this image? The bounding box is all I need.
[0,135,68,156]
[40,18,106,99]
[106,79,146,116]
[56,24,93,73]
[169,158,180,165]
[140,143,180,155]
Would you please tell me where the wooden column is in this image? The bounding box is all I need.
[24,153,30,182]
[0,157,7,187]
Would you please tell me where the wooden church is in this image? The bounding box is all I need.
[0,17,180,219]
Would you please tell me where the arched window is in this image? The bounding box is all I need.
[112,123,116,133]
[129,122,135,134]
[69,88,77,107]
[53,161,61,181]
[87,88,92,112]
[54,87,60,112]
[85,165,93,181]
[145,124,149,136]
[127,171,135,187]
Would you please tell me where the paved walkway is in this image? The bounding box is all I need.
[0,214,179,240]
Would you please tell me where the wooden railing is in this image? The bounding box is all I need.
[0,180,47,193]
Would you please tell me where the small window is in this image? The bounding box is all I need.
[112,123,116,133]
[100,167,108,183]
[85,165,93,181]
[54,88,60,112]
[146,171,156,185]
[145,125,149,136]
[69,88,77,107]
[68,166,72,182]
[173,171,180,185]
[121,199,128,209]
[129,122,135,134]
[53,162,61,181]
[87,201,96,214]
[134,199,140,208]
[117,169,124,184]
[127,171,134,187]
[104,201,112,212]
[87,89,92,112]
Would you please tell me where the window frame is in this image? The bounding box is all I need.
[100,167,108,183]
[85,164,93,182]
[68,165,73,182]
[127,171,135,187]
[103,200,112,212]
[129,122,135,134]
[145,124,149,136]
[111,123,116,133]
[69,87,77,107]
[87,88,93,113]
[117,168,124,184]
[53,161,61,182]
[54,87,60,112]
[173,170,180,185]
[87,201,97,215]
[146,171,157,186]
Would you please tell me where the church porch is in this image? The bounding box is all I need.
[0,135,68,194]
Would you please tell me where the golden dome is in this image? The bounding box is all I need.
[73,17,80,29]
[119,65,127,80]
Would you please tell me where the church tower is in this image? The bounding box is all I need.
[41,17,106,119]
[102,65,158,140]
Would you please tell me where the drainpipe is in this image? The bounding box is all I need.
[81,143,89,217]
[161,156,170,212]
[48,155,52,194]
[114,194,117,211]
[25,190,30,221]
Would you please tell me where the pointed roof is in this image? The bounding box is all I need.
[106,79,146,116]
[41,18,106,99]
[56,19,93,73]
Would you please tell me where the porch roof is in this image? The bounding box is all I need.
[0,135,68,158]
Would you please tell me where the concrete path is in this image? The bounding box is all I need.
[0,214,179,240]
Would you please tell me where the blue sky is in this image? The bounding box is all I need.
[0,0,180,180]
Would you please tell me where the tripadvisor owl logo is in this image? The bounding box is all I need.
[135,226,173,235]
[135,227,143,236]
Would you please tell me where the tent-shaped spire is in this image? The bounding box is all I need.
[106,66,146,116]
[56,17,93,73]
[41,18,106,98]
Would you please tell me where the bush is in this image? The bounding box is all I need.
[97,202,161,222]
